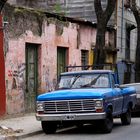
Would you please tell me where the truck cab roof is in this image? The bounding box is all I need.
[61,70,114,76]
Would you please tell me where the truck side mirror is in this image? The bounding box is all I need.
[114,84,120,88]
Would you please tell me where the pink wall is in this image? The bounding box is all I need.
[5,20,110,115]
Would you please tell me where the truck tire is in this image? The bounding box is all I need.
[121,108,131,125]
[41,121,57,134]
[101,113,113,133]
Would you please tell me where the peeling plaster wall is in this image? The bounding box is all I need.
[5,33,43,114]
[5,40,25,114]
[3,5,110,115]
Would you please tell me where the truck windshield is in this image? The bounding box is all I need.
[57,73,110,89]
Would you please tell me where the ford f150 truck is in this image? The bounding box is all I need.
[36,70,136,133]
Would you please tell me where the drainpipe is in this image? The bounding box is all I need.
[121,0,124,52]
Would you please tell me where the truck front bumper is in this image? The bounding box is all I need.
[36,112,106,121]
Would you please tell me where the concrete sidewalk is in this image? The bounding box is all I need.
[0,113,43,140]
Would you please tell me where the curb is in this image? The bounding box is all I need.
[0,135,16,140]
[0,130,43,140]
[16,130,43,139]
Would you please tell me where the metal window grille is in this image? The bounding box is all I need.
[81,50,89,70]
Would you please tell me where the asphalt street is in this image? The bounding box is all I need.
[23,117,140,140]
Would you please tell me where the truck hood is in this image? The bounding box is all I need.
[37,88,113,101]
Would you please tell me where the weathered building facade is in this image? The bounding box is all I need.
[2,0,139,115]
[2,4,115,115]
[8,0,139,84]
[116,0,140,84]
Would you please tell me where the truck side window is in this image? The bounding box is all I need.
[111,74,115,88]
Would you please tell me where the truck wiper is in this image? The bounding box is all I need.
[80,84,92,88]
[80,74,101,88]
[70,75,81,88]
[90,74,101,85]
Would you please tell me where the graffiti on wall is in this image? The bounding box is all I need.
[18,63,26,89]
[7,61,26,114]
[42,65,57,92]
[7,62,26,90]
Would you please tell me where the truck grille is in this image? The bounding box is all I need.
[44,99,96,113]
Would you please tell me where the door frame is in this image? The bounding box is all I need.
[25,43,39,112]
[57,47,68,78]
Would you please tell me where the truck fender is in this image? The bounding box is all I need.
[106,104,113,114]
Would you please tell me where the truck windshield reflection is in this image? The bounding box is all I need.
[57,73,109,89]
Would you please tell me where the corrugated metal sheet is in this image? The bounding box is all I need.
[8,0,115,25]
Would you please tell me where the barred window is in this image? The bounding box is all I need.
[81,50,89,70]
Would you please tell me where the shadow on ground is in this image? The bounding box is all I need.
[132,111,140,117]
[54,120,122,135]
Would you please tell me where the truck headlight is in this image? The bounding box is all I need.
[95,100,103,108]
[95,100,103,112]
[37,102,44,112]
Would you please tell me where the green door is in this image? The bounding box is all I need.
[25,43,38,112]
[57,47,67,77]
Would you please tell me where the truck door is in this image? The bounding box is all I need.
[111,74,123,114]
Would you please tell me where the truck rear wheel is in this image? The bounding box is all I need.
[41,121,57,134]
[121,108,131,125]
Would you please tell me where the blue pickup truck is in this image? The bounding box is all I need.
[36,70,136,133]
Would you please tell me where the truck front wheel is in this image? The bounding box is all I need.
[121,108,131,125]
[101,113,113,133]
[41,121,57,134]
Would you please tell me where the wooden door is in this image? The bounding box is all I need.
[25,43,38,112]
[57,47,67,77]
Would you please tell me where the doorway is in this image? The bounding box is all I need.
[25,43,38,112]
[57,47,68,77]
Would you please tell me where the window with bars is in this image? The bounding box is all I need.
[125,27,130,61]
[81,50,89,70]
